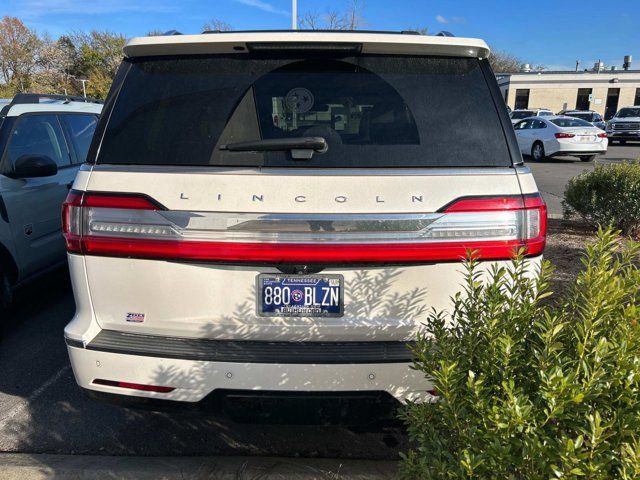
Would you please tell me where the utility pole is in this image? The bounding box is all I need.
[79,79,88,98]
[292,0,297,29]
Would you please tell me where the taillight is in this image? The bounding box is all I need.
[62,191,546,263]
[62,191,84,253]
[555,133,575,138]
[597,132,607,138]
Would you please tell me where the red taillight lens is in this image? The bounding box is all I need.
[597,132,607,138]
[555,132,575,138]
[62,191,161,254]
[92,379,175,393]
[62,191,83,253]
[65,191,547,263]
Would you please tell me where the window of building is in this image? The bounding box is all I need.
[515,89,530,110]
[575,88,592,111]
[635,88,640,106]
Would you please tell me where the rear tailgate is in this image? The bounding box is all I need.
[73,166,539,341]
[66,48,542,342]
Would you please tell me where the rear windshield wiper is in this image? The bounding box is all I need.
[220,137,328,160]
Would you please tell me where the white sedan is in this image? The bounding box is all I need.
[513,116,608,162]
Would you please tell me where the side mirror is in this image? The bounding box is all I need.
[9,154,58,178]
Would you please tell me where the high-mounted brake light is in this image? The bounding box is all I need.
[62,191,546,263]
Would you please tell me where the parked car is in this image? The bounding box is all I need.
[0,94,102,309]
[605,106,640,144]
[562,110,606,130]
[513,116,607,161]
[63,31,546,407]
[509,108,554,124]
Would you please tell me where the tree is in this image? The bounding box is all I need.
[0,16,40,91]
[66,30,126,98]
[299,0,366,30]
[488,48,524,73]
[32,34,75,94]
[202,19,233,32]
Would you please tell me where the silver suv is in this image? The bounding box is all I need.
[606,106,640,144]
[0,94,102,308]
[62,31,546,407]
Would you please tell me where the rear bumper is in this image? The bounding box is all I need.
[66,341,431,404]
[549,150,606,157]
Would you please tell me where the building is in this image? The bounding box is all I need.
[497,64,640,119]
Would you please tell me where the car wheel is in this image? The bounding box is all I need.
[531,142,545,161]
[579,155,596,162]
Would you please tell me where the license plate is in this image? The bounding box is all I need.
[257,274,344,317]
[580,135,595,142]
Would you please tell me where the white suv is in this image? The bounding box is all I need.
[63,31,546,407]
[510,108,554,125]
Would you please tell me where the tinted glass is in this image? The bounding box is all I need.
[62,114,98,164]
[566,113,593,121]
[510,111,534,119]
[538,111,552,116]
[532,120,546,128]
[7,114,69,167]
[551,118,592,128]
[96,55,512,168]
[616,108,640,118]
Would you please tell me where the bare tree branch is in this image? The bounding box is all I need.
[300,0,366,30]
[202,19,233,32]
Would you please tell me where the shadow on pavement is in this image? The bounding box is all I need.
[0,267,411,460]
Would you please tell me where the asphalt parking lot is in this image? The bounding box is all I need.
[0,272,406,459]
[527,143,640,216]
[0,143,638,460]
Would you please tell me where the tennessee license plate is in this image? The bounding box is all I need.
[257,274,344,317]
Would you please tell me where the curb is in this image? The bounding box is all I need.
[0,454,398,479]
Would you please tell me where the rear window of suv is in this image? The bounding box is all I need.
[95,54,512,168]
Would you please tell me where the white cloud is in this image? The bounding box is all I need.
[435,15,448,24]
[234,0,289,16]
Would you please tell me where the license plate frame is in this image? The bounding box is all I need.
[256,274,344,318]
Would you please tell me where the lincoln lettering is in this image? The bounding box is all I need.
[179,194,427,204]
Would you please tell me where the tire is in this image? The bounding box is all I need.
[579,155,596,162]
[531,142,545,161]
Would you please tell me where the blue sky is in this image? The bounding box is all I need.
[2,0,638,70]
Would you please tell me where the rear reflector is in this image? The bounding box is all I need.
[92,379,175,393]
[63,191,546,263]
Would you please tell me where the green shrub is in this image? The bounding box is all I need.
[563,162,640,236]
[401,229,640,479]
